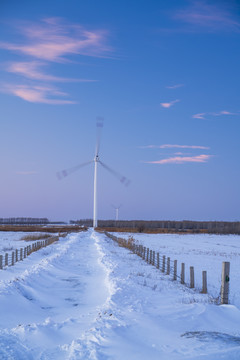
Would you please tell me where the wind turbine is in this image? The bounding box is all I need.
[57,118,130,228]
[111,204,122,222]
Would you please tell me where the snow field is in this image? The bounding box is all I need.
[94,231,240,359]
[0,230,239,359]
[112,232,240,308]
[0,232,39,253]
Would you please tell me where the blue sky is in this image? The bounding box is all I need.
[0,0,240,222]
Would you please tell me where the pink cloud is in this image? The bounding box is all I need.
[0,18,110,104]
[193,110,238,119]
[160,99,180,108]
[174,2,240,32]
[140,144,209,150]
[146,154,211,165]
[211,110,236,116]
[192,113,206,119]
[0,18,112,62]
[6,61,96,83]
[3,84,76,104]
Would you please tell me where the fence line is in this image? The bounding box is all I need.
[104,231,230,304]
[0,236,59,270]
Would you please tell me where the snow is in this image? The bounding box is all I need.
[112,232,240,307]
[0,229,239,359]
[0,232,38,252]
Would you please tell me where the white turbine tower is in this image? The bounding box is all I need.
[57,118,130,228]
[111,204,122,222]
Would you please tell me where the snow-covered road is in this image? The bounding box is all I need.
[0,230,240,359]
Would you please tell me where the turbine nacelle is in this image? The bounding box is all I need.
[94,154,100,162]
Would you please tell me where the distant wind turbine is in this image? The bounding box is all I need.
[111,204,122,222]
[57,118,130,228]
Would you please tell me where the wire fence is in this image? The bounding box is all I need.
[104,232,230,305]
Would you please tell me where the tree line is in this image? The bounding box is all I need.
[70,219,240,234]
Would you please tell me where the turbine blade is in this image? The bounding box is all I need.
[57,160,93,180]
[99,161,131,187]
[95,116,104,156]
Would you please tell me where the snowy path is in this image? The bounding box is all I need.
[0,230,111,359]
[0,230,240,359]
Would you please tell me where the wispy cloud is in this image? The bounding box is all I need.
[140,144,210,150]
[192,113,206,119]
[174,1,240,32]
[0,17,111,104]
[6,61,96,83]
[211,110,236,116]
[3,84,76,104]
[141,142,212,165]
[160,99,180,108]
[193,110,237,119]
[145,154,211,165]
[0,17,112,62]
[166,84,184,89]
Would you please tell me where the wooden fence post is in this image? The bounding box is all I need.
[149,250,152,264]
[15,249,18,262]
[153,251,155,266]
[5,253,8,267]
[167,257,170,275]
[0,255,2,269]
[221,262,230,304]
[181,263,185,284]
[162,255,166,272]
[20,248,23,261]
[173,260,177,280]
[190,266,194,288]
[146,248,149,263]
[24,247,27,258]
[157,253,160,269]
[12,251,15,266]
[143,247,146,260]
[202,271,207,294]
